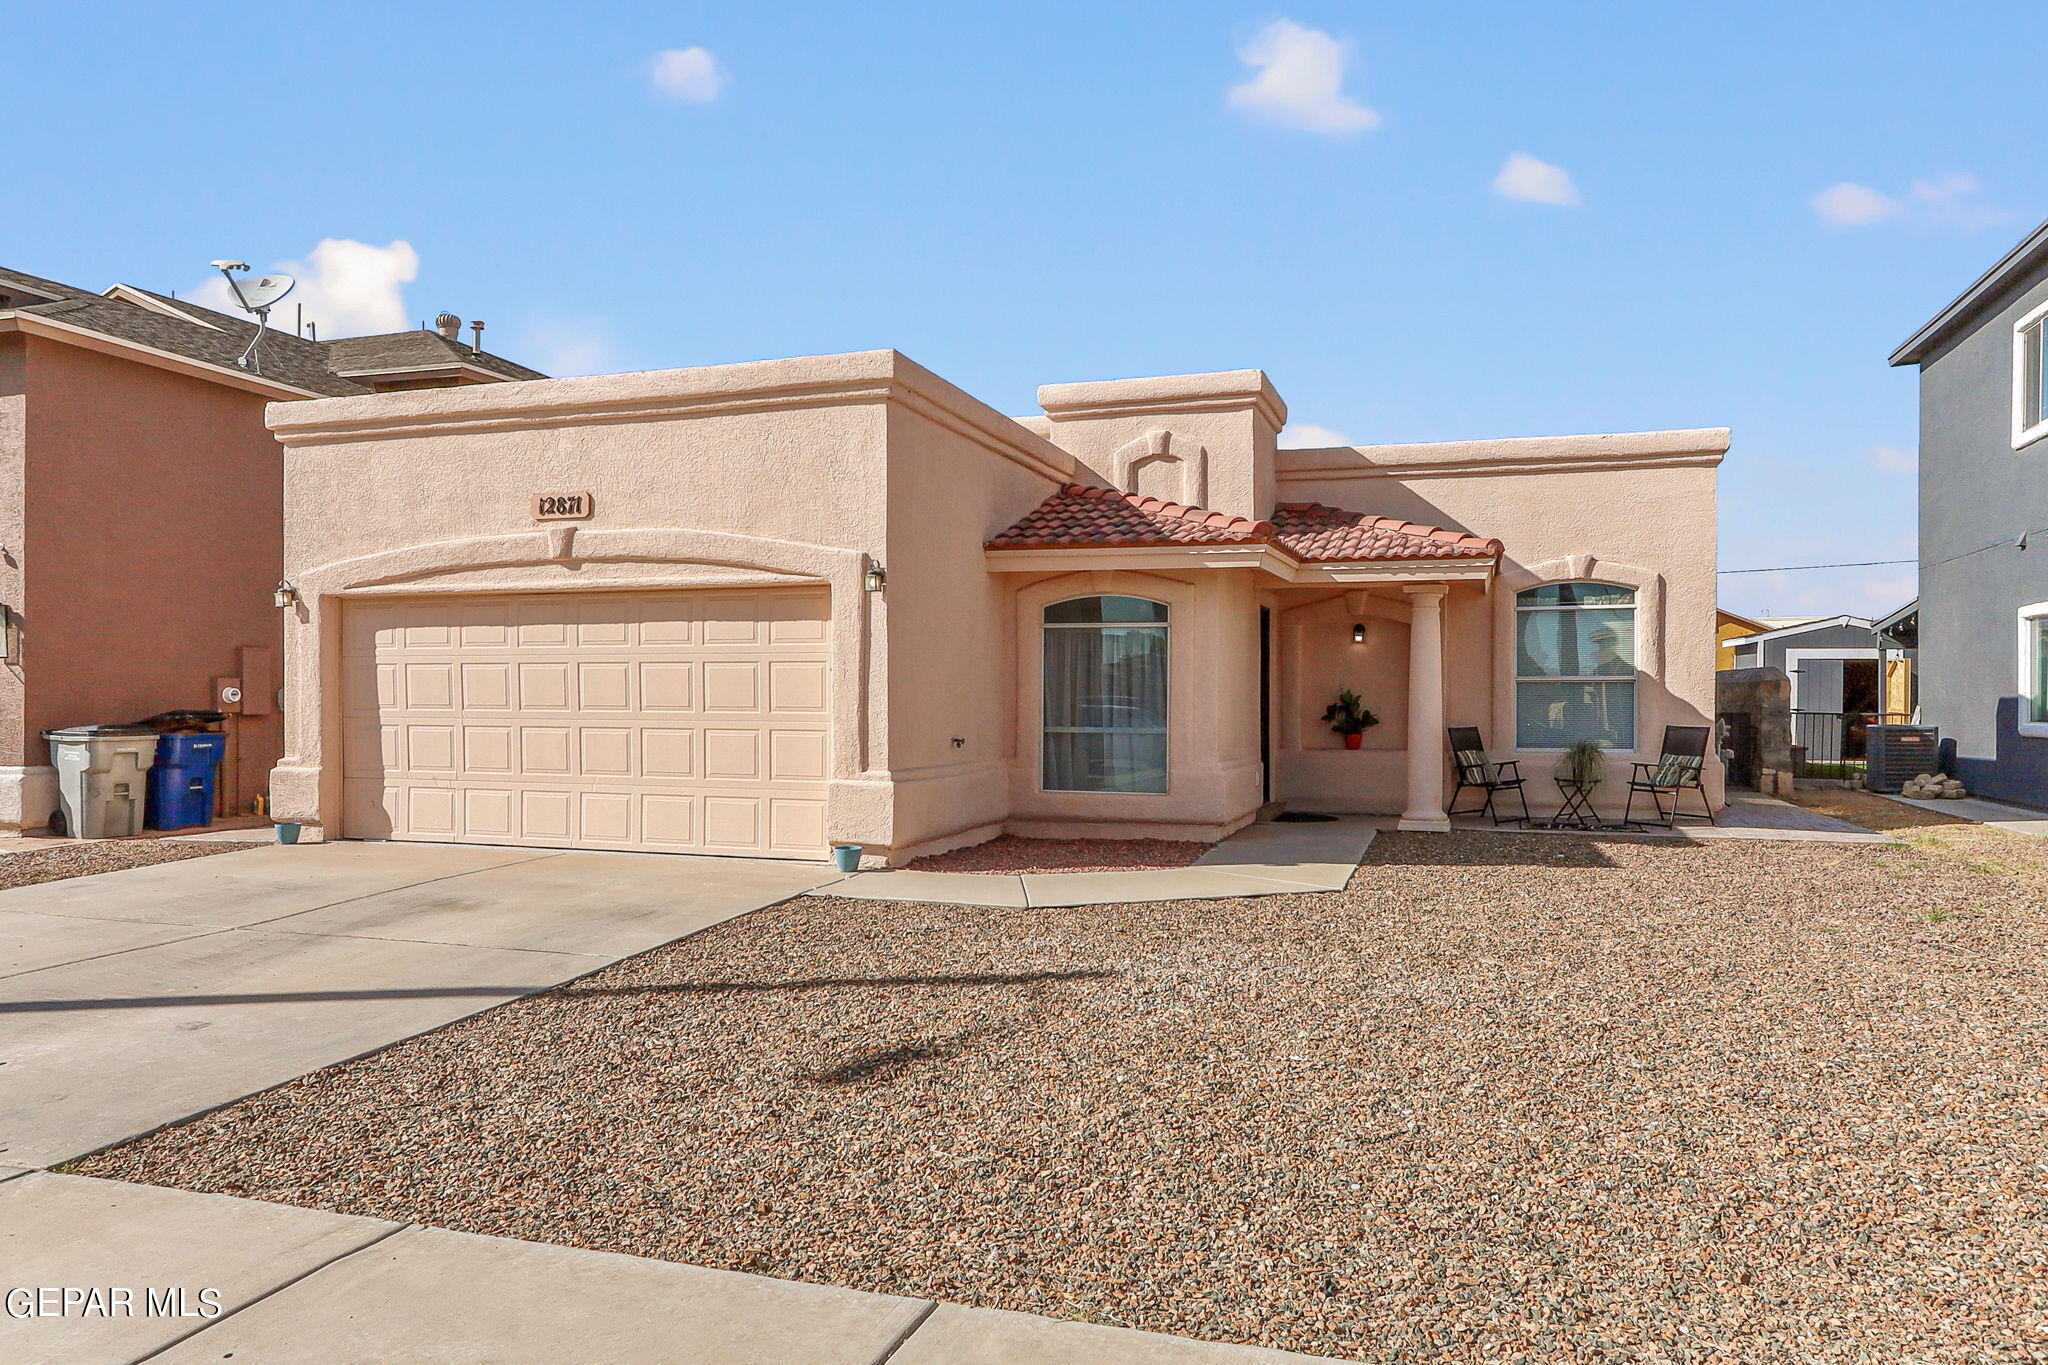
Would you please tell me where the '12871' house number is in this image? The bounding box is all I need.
[532,492,593,521]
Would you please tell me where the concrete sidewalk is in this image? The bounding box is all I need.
[1887,791,2048,837]
[0,1173,1336,1364]
[0,842,836,1167]
[822,819,1377,909]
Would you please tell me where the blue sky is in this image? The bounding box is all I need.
[9,1,2041,619]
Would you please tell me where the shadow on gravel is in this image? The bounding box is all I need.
[0,969,1116,1014]
[805,1026,1005,1087]
[563,968,1115,998]
[1366,831,1623,868]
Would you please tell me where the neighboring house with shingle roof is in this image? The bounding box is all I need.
[0,263,545,830]
[259,353,1728,861]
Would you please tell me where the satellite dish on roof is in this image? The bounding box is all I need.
[233,274,295,311]
[209,259,297,376]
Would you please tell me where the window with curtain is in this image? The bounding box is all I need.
[1514,583,1637,749]
[1042,596,1169,793]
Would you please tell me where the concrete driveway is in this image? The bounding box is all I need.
[0,842,836,1168]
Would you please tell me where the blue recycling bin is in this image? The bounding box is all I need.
[144,732,226,830]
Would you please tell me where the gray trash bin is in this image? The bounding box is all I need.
[44,726,160,839]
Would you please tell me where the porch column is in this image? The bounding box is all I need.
[1399,583,1450,831]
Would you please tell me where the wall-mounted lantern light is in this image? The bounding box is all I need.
[863,564,887,593]
[1352,621,1369,644]
[274,580,299,609]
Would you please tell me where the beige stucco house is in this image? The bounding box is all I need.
[265,351,1727,864]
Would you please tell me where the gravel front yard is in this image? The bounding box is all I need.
[0,837,261,890]
[906,834,1211,874]
[82,832,2048,1363]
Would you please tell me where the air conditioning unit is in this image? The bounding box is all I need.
[1865,725,1939,793]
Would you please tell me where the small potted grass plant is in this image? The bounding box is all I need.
[1555,738,1606,787]
[1322,688,1380,750]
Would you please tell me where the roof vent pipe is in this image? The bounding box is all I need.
[435,312,461,341]
[469,319,484,355]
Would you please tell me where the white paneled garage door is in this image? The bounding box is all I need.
[341,589,831,858]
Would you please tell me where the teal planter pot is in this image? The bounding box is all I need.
[831,844,862,873]
[275,822,303,845]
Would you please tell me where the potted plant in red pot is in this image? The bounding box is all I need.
[1322,688,1380,750]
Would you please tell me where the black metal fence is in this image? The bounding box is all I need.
[1792,711,1913,779]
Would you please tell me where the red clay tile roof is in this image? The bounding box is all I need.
[986,484,1276,550]
[1269,502,1502,562]
[987,485,1501,564]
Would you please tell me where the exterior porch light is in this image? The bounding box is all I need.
[274,580,299,609]
[1352,621,1369,644]
[863,563,887,593]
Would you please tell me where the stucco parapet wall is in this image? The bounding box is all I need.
[1277,427,1731,480]
[264,348,1076,484]
[1036,369,1287,429]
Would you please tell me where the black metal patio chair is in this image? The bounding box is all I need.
[1447,726,1529,825]
[1623,725,1716,828]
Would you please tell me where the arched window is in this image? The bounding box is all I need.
[1515,583,1637,749]
[1042,596,1169,793]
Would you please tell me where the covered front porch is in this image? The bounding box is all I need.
[985,483,1515,837]
[1263,578,1478,832]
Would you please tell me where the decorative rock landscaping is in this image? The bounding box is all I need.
[1899,771,1969,800]
[905,836,1211,876]
[82,832,2048,1363]
[0,837,260,891]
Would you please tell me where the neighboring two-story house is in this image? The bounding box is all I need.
[0,265,543,831]
[1892,219,2048,807]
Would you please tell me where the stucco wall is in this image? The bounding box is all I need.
[881,402,1071,853]
[0,337,26,775]
[1035,370,1285,522]
[1273,440,1724,814]
[270,352,1726,850]
[1915,269,2048,806]
[17,337,284,820]
[268,350,1078,856]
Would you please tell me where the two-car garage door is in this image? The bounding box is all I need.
[342,589,831,859]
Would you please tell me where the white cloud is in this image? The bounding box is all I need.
[1910,171,1980,206]
[1867,445,1917,474]
[1811,182,1898,227]
[1811,173,2006,230]
[652,47,722,103]
[191,238,419,337]
[1492,152,1580,207]
[1279,423,1353,449]
[1227,20,1379,134]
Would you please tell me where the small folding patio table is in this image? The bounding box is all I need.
[1541,777,1606,830]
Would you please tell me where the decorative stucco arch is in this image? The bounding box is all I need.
[1107,429,1209,508]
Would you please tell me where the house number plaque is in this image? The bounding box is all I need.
[532,491,594,521]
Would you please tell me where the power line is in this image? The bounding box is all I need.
[1718,557,1913,575]
[1721,525,2048,576]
